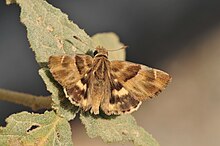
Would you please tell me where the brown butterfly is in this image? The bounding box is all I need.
[48,47,171,115]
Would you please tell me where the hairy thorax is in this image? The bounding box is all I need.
[92,56,110,81]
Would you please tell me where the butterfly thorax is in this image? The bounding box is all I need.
[91,47,110,81]
[92,56,110,81]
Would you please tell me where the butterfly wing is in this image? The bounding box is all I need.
[110,60,171,100]
[101,60,171,115]
[101,77,142,115]
[48,55,93,110]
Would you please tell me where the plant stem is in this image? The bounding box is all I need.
[0,88,52,111]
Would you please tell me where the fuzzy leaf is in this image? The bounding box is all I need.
[0,111,73,146]
[39,68,79,121]
[80,113,159,146]
[6,0,96,63]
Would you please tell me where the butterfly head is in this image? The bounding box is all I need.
[93,47,108,58]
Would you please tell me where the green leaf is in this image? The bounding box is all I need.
[80,113,159,146]
[6,0,96,63]
[0,111,73,146]
[39,68,79,121]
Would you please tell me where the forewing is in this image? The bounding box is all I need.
[48,55,92,87]
[110,61,171,101]
[48,54,93,109]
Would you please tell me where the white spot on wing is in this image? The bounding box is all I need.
[76,80,84,90]
[83,83,87,90]
[112,87,129,96]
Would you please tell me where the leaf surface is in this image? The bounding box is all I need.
[0,111,73,146]
[80,113,159,146]
[6,0,96,63]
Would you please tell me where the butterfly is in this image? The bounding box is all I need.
[48,47,171,115]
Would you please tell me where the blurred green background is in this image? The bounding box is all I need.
[1,0,220,146]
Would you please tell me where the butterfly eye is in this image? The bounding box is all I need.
[93,50,98,56]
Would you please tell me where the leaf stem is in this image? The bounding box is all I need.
[0,88,52,111]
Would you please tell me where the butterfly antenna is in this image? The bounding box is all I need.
[64,39,86,54]
[107,45,128,52]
